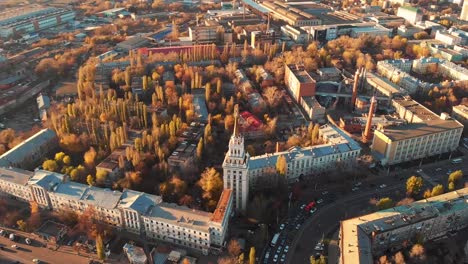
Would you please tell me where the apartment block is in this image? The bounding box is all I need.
[371,97,463,165]
[340,188,468,264]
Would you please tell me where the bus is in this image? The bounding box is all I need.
[451,158,463,164]
[271,233,280,246]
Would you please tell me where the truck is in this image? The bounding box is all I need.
[271,233,280,246]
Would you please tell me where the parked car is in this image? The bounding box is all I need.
[273,254,278,262]
[321,191,328,195]
[25,238,31,245]
[352,187,359,192]
[435,168,442,172]
[317,199,324,204]
[379,184,387,189]
[280,254,286,262]
[11,244,18,249]
[354,182,362,187]
[33,259,41,264]
[279,224,285,230]
[310,208,317,214]
[284,246,289,253]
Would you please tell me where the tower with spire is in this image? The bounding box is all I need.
[222,105,250,212]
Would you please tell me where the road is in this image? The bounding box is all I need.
[285,157,468,264]
[0,233,90,264]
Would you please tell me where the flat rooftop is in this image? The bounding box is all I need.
[341,187,468,264]
[0,167,34,185]
[81,187,122,209]
[210,189,232,223]
[366,72,407,96]
[148,202,212,232]
[287,64,315,83]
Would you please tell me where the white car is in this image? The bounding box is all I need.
[33,259,41,264]
[273,254,279,262]
[352,187,359,192]
[379,184,387,189]
[11,244,18,249]
[295,224,301,230]
[25,238,31,245]
[284,246,289,253]
[279,224,285,230]
[321,191,329,195]
[280,254,286,262]
[317,199,324,204]
[354,182,362,187]
[310,208,317,214]
[436,168,442,172]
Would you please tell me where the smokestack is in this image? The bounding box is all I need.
[363,96,377,143]
[351,68,360,109]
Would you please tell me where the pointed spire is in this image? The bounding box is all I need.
[233,104,240,137]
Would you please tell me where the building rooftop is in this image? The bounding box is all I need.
[35,221,68,238]
[210,189,232,223]
[148,202,212,232]
[366,72,407,96]
[0,167,33,185]
[377,98,464,141]
[340,187,468,264]
[81,187,122,209]
[0,129,56,168]
[301,96,324,109]
[249,124,361,170]
[123,243,148,264]
[119,189,162,215]
[287,64,315,83]
[28,170,64,191]
[453,104,468,118]
[52,181,88,200]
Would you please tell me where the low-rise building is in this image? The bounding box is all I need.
[189,26,222,44]
[281,25,308,44]
[350,25,391,38]
[340,187,468,264]
[300,96,325,121]
[396,6,423,25]
[261,1,321,27]
[116,36,150,51]
[0,167,34,201]
[123,243,147,264]
[371,97,464,165]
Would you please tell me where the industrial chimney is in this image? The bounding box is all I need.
[351,68,361,109]
[362,96,377,143]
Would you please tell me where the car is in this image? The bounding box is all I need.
[25,238,31,245]
[279,224,285,230]
[273,254,279,262]
[321,191,328,195]
[33,259,41,264]
[296,224,301,230]
[0,245,4,250]
[33,119,40,122]
[352,187,359,192]
[314,245,323,251]
[277,246,282,253]
[11,244,18,249]
[436,168,442,172]
[447,170,452,175]
[416,169,422,173]
[379,184,387,189]
[317,199,324,204]
[300,204,306,210]
[280,254,286,262]
[284,246,289,253]
[310,207,317,214]
[354,182,362,187]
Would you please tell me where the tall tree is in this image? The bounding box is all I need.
[96,233,105,260]
[249,247,256,264]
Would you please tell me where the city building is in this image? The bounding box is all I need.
[123,243,147,264]
[0,130,233,254]
[239,111,265,139]
[349,25,392,38]
[223,106,361,211]
[461,1,468,21]
[0,5,75,38]
[376,60,420,94]
[339,187,468,264]
[284,64,316,104]
[0,129,57,170]
[435,29,468,46]
[251,30,276,49]
[281,25,308,44]
[300,96,326,121]
[260,1,321,27]
[452,104,468,135]
[364,72,407,103]
[116,36,150,51]
[371,97,464,165]
[396,6,423,25]
[189,26,222,44]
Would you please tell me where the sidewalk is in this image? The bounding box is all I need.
[327,230,340,264]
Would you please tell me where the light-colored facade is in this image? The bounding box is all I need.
[461,1,468,21]
[189,26,222,44]
[340,187,468,264]
[0,6,75,38]
[0,129,57,170]
[452,104,468,127]
[396,6,423,25]
[0,129,233,254]
[301,96,325,121]
[280,25,308,43]
[372,97,464,165]
[223,107,361,211]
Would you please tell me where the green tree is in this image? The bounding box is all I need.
[276,155,287,176]
[406,176,423,196]
[249,247,256,264]
[43,159,59,172]
[376,197,394,210]
[96,233,105,260]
